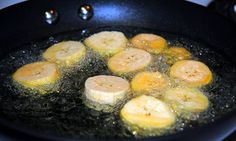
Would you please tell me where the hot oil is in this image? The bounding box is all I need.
[0,26,235,139]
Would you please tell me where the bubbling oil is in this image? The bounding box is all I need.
[0,26,235,139]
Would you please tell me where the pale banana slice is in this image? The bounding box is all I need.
[131,71,170,97]
[43,41,86,68]
[12,61,60,92]
[163,86,209,118]
[131,33,167,54]
[84,75,130,111]
[170,60,212,87]
[121,95,176,136]
[84,31,128,56]
[108,48,152,75]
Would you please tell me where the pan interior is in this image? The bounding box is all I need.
[0,26,235,139]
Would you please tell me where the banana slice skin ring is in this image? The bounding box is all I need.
[120,95,176,136]
[84,75,130,112]
[12,61,60,94]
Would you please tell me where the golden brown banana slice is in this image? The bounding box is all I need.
[84,75,130,112]
[108,48,152,75]
[84,31,128,56]
[170,60,213,87]
[163,86,209,118]
[43,41,86,68]
[12,61,60,93]
[131,71,170,97]
[131,33,167,54]
[162,47,191,65]
[121,95,176,136]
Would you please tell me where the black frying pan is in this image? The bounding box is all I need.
[0,0,236,141]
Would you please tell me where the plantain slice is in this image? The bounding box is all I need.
[121,95,176,136]
[131,33,167,54]
[84,31,128,57]
[108,48,152,75]
[13,61,60,94]
[170,60,213,87]
[43,41,86,68]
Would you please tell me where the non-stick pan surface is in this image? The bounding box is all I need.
[0,0,236,141]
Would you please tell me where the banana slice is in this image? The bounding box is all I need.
[84,75,130,112]
[170,60,212,87]
[12,61,60,92]
[121,95,176,136]
[108,48,152,75]
[84,31,128,56]
[43,41,86,68]
[162,47,191,65]
[131,33,167,54]
[131,71,170,97]
[163,87,209,118]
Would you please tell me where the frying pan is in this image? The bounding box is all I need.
[0,0,236,141]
